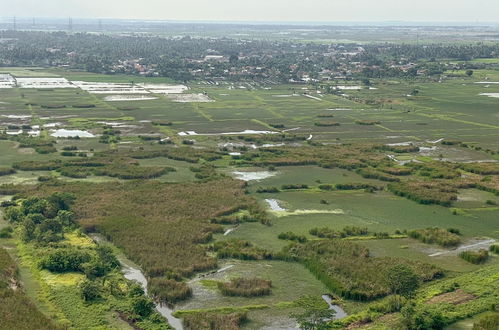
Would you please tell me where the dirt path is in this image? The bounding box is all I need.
[429,239,496,257]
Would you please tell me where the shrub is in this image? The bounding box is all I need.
[0,226,13,238]
[278,232,307,243]
[218,277,272,297]
[281,184,308,190]
[182,312,247,330]
[131,296,155,318]
[256,187,280,193]
[282,239,442,301]
[39,248,92,273]
[80,279,102,302]
[460,250,489,264]
[315,121,340,127]
[408,228,461,247]
[213,239,272,260]
[490,245,499,254]
[148,277,192,303]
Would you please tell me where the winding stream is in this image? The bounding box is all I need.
[90,234,184,330]
[322,294,348,319]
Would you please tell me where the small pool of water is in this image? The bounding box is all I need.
[51,129,95,138]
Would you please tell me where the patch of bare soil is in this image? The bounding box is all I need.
[427,289,476,305]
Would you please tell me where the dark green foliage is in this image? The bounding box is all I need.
[213,239,273,260]
[218,277,272,297]
[278,232,308,243]
[386,264,420,297]
[35,145,57,154]
[490,244,499,254]
[131,296,155,317]
[459,250,489,264]
[408,228,461,247]
[0,226,13,238]
[356,120,381,125]
[39,248,92,272]
[256,187,280,193]
[335,183,379,190]
[148,277,192,303]
[72,104,96,108]
[79,279,102,301]
[281,184,309,190]
[401,303,445,330]
[314,121,340,127]
[309,226,369,239]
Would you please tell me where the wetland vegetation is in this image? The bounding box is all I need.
[1,22,498,330]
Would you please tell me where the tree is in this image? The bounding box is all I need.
[386,264,420,298]
[131,296,155,318]
[466,69,474,77]
[80,279,102,302]
[5,206,23,222]
[292,295,335,330]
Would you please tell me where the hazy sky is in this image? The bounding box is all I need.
[3,0,499,22]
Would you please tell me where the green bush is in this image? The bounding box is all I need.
[39,248,92,273]
[408,228,461,247]
[460,250,489,264]
[148,277,192,303]
[278,232,307,243]
[218,277,272,297]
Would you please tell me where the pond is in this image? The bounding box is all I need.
[232,171,277,181]
[50,129,95,138]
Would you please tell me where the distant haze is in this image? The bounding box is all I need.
[2,0,499,23]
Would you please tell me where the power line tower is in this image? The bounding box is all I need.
[13,16,17,31]
[68,17,73,32]
[98,19,103,31]
[32,17,36,27]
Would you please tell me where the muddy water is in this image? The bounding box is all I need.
[90,234,183,330]
[322,295,348,319]
[265,199,286,211]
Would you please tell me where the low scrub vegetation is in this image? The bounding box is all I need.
[309,226,369,239]
[408,228,461,247]
[182,311,247,330]
[459,250,489,264]
[388,181,458,206]
[213,239,273,260]
[218,277,272,297]
[280,239,443,301]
